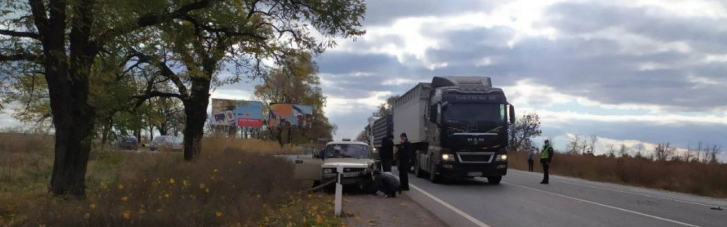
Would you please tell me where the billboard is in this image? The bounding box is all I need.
[211,99,263,128]
[268,104,314,128]
[235,101,263,127]
[211,99,236,126]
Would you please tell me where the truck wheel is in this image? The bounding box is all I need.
[429,162,442,183]
[487,176,502,184]
[414,153,425,178]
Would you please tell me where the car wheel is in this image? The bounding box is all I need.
[429,161,442,184]
[414,153,425,178]
[487,176,502,184]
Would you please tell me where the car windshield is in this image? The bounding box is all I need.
[444,103,505,124]
[324,144,369,158]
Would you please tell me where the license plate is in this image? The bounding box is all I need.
[342,172,360,177]
[467,172,483,177]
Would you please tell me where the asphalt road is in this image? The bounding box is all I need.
[398,168,727,227]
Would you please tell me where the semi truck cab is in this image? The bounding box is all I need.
[394,76,515,184]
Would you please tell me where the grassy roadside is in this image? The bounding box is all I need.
[508,151,727,198]
[0,132,342,226]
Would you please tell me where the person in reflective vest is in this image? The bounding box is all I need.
[540,140,554,184]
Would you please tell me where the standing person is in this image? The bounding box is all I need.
[527,148,535,172]
[372,170,400,198]
[540,140,554,184]
[380,134,395,172]
[398,133,411,191]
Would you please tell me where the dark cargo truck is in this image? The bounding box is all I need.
[392,76,515,184]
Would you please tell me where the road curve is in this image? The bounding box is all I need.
[400,169,727,227]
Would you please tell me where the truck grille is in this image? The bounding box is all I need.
[457,152,494,163]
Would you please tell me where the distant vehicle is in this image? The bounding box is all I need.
[392,76,515,184]
[293,140,377,190]
[149,135,183,151]
[115,135,139,150]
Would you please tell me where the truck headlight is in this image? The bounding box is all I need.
[442,154,454,161]
[323,168,333,174]
[496,154,507,161]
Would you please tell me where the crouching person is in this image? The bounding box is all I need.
[372,170,400,198]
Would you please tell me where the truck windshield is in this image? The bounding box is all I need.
[324,144,370,158]
[444,103,505,124]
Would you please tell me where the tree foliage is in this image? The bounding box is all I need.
[254,52,336,144]
[508,113,542,152]
[0,0,364,196]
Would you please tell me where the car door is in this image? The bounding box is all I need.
[293,154,324,181]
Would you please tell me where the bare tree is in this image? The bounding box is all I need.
[654,143,675,161]
[567,134,581,154]
[607,145,616,158]
[585,135,598,155]
[619,144,629,158]
[507,113,542,153]
[709,145,722,164]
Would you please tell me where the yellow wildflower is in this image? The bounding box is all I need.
[118,184,124,189]
[100,182,108,190]
[215,211,223,217]
[122,211,131,219]
[89,203,97,209]
[164,193,170,198]
[121,196,128,202]
[213,169,218,173]
[169,178,175,184]
[199,183,206,189]
[183,180,189,187]
[205,188,210,193]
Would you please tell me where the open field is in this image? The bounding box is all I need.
[508,150,727,198]
[0,132,341,226]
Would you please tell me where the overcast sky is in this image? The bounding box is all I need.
[2,0,726,159]
[315,0,727,159]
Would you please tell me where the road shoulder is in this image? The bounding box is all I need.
[343,193,448,227]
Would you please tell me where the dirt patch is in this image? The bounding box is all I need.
[343,193,448,227]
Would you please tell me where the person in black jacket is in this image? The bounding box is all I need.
[380,134,394,172]
[398,133,411,191]
[540,140,555,184]
[373,170,400,198]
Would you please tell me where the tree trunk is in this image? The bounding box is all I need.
[182,79,211,161]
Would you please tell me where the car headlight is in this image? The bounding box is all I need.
[442,154,454,161]
[496,154,507,161]
[323,168,334,174]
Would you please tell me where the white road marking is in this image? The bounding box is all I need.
[408,183,492,227]
[391,172,491,227]
[509,170,722,208]
[503,182,701,227]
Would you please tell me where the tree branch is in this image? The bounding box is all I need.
[158,61,190,99]
[0,53,41,62]
[0,29,40,39]
[28,0,49,34]
[94,0,220,48]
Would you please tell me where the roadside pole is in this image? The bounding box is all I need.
[335,165,343,216]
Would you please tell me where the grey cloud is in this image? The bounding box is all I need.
[546,2,727,53]
[363,0,498,26]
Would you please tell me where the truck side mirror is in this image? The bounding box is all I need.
[508,104,516,124]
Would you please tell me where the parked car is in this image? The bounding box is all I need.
[115,135,139,150]
[293,139,377,191]
[150,135,183,151]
